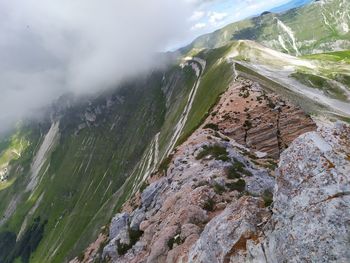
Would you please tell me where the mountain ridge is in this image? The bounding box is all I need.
[0,0,349,262]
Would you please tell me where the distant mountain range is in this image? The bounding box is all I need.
[270,0,313,13]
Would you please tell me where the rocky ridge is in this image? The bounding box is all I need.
[74,78,349,263]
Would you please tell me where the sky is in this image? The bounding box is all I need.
[0,0,296,134]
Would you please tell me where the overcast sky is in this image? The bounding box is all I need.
[0,0,294,134]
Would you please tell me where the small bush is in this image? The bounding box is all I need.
[226,179,246,192]
[213,182,225,195]
[203,198,215,211]
[225,166,241,179]
[167,235,182,250]
[203,123,219,131]
[159,154,174,173]
[263,190,273,207]
[243,120,252,129]
[196,145,230,162]
[140,181,149,193]
[117,228,143,255]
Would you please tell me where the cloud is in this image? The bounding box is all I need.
[190,10,205,21]
[0,0,195,134]
[208,11,228,25]
[191,22,207,30]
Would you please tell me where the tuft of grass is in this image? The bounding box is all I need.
[167,234,182,250]
[262,189,273,207]
[213,182,225,195]
[117,228,143,256]
[203,198,215,211]
[139,181,149,193]
[203,123,219,131]
[226,179,246,192]
[196,145,230,162]
[159,154,174,174]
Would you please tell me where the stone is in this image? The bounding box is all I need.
[247,124,350,263]
[188,197,270,263]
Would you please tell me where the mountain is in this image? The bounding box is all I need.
[269,0,313,13]
[0,0,349,262]
[183,0,350,56]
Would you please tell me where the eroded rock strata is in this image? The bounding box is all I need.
[75,79,349,263]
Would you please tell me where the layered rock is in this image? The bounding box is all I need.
[206,78,316,158]
[75,78,350,263]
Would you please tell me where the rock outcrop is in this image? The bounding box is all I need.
[75,78,349,263]
[206,78,316,159]
[246,122,350,263]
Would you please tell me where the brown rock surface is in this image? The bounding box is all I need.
[205,78,316,158]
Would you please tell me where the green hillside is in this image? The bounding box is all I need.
[182,0,350,55]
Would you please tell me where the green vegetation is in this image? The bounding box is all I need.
[302,50,350,64]
[183,0,350,55]
[179,46,233,144]
[196,145,230,162]
[167,234,182,250]
[0,217,47,263]
[158,154,174,174]
[263,189,274,207]
[213,182,225,195]
[203,198,215,211]
[291,71,348,101]
[117,228,143,255]
[225,160,252,179]
[203,123,219,131]
[226,179,246,192]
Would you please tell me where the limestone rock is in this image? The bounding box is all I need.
[247,123,350,263]
[188,197,270,263]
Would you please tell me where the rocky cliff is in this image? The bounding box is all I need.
[74,77,350,263]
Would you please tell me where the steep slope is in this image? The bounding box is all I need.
[90,76,348,263]
[1,1,349,261]
[0,48,235,262]
[223,40,350,120]
[0,65,199,262]
[183,0,350,55]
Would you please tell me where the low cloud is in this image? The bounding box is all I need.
[0,0,194,133]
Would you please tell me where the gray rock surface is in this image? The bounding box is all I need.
[188,197,270,263]
[247,123,350,263]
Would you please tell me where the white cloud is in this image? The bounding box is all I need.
[208,11,228,25]
[190,10,205,21]
[191,22,207,30]
[0,0,195,133]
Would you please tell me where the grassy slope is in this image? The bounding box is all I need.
[0,63,204,262]
[179,45,234,145]
[183,0,350,55]
[302,50,350,63]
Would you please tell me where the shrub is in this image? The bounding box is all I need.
[213,182,225,195]
[159,154,174,173]
[203,198,215,211]
[196,145,230,162]
[140,181,149,193]
[117,228,143,255]
[263,189,273,207]
[167,235,182,250]
[226,179,246,192]
[203,123,219,131]
[225,166,241,179]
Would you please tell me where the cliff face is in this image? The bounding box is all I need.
[246,122,350,263]
[75,77,350,263]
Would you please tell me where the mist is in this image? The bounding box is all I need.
[0,0,196,134]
